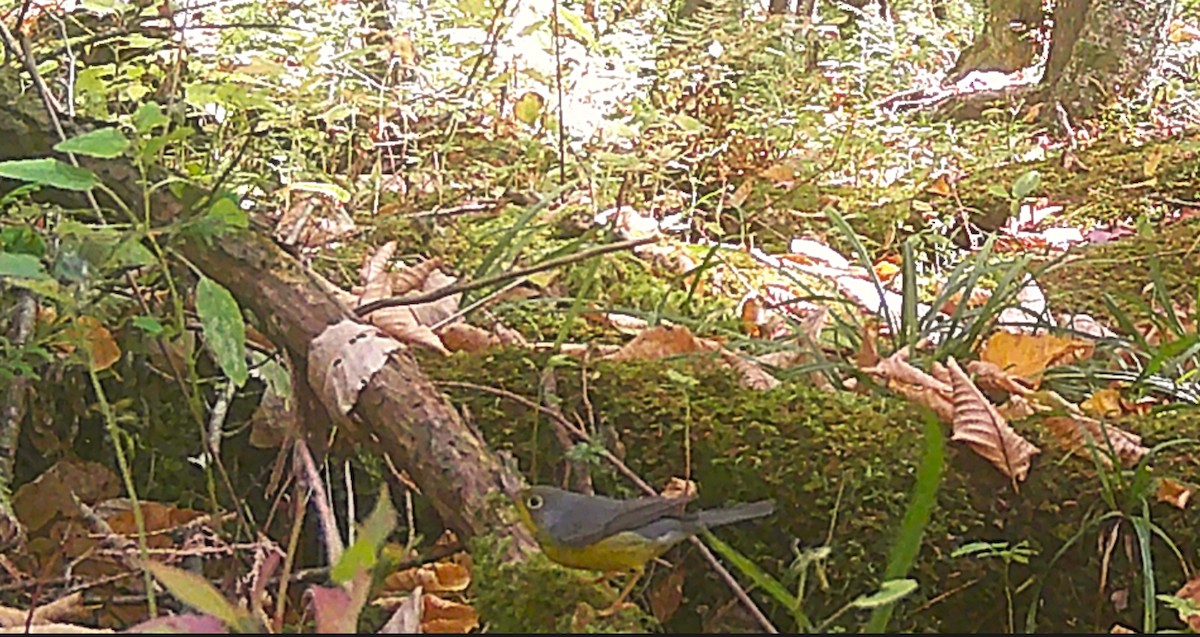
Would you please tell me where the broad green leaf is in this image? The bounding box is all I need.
[196,276,248,387]
[852,579,918,609]
[133,102,169,133]
[190,197,249,243]
[0,226,47,256]
[1011,170,1041,199]
[54,127,130,158]
[0,252,49,279]
[330,485,396,584]
[986,183,1010,199]
[144,561,250,629]
[0,158,96,191]
[514,92,544,126]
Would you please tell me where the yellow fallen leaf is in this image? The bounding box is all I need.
[980,331,1094,388]
[1081,388,1123,418]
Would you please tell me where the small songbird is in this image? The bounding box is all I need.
[513,485,775,615]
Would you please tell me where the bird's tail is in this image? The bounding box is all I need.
[696,500,775,529]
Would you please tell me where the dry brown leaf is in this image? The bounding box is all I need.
[1109,624,1136,634]
[720,350,780,390]
[0,593,87,627]
[71,316,121,371]
[437,323,500,352]
[1042,416,1148,467]
[997,394,1040,421]
[391,258,445,297]
[980,331,1095,389]
[728,179,754,208]
[649,564,687,624]
[1174,573,1200,632]
[371,314,448,353]
[946,358,1040,483]
[385,562,471,594]
[1156,478,1192,510]
[308,320,404,417]
[605,325,720,362]
[360,241,398,291]
[966,360,1033,396]
[420,594,479,633]
[891,380,956,423]
[661,477,698,500]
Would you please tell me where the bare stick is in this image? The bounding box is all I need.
[354,237,657,316]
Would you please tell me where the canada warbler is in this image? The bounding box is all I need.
[513,485,774,614]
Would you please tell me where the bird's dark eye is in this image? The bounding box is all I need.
[527,495,544,510]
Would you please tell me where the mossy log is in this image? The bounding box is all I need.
[423,348,1200,633]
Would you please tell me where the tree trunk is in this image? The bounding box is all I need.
[1041,0,1176,115]
[946,0,1043,82]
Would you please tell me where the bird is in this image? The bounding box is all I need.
[513,485,775,615]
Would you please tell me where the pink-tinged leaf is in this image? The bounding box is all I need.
[306,585,360,634]
[125,613,229,633]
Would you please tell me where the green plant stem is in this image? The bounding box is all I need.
[88,364,157,616]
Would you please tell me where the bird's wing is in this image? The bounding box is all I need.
[597,496,694,542]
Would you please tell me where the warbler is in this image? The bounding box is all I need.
[513,485,775,615]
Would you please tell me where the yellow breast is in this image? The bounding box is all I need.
[537,531,672,573]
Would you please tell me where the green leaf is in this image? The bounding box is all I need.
[0,226,46,256]
[0,252,49,279]
[189,197,249,243]
[851,579,918,609]
[986,183,1010,199]
[330,485,397,584]
[133,102,169,134]
[54,127,130,158]
[704,530,811,630]
[864,410,943,632]
[0,158,97,191]
[132,316,165,335]
[1010,170,1041,199]
[144,561,252,629]
[514,92,545,126]
[196,276,248,387]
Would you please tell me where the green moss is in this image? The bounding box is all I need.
[424,348,1200,633]
[469,533,655,633]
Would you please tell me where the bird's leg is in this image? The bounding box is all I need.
[598,570,642,617]
[589,572,615,585]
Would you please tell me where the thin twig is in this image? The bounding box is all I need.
[434,380,779,633]
[354,237,657,316]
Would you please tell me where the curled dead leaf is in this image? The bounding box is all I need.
[947,358,1040,484]
[1042,416,1147,468]
[421,593,479,633]
[385,561,471,594]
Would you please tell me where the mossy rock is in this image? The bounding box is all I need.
[423,348,1200,633]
